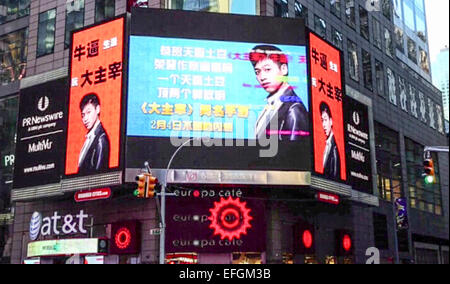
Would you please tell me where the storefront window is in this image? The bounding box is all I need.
[65,0,85,49]
[0,0,30,24]
[170,0,257,15]
[95,0,115,23]
[37,9,56,57]
[0,29,28,85]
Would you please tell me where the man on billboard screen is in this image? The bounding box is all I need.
[249,45,309,141]
[320,101,340,180]
[78,93,110,174]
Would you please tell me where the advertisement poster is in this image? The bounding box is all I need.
[13,79,67,189]
[344,96,373,193]
[310,32,347,182]
[128,36,309,141]
[65,17,125,177]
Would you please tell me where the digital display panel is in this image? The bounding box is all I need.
[65,17,125,177]
[309,32,347,182]
[128,36,309,140]
[126,8,311,174]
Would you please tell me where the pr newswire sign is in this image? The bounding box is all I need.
[13,79,68,189]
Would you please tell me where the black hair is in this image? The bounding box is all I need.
[319,101,332,119]
[80,93,100,111]
[249,45,289,69]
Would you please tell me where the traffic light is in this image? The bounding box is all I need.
[423,158,436,184]
[294,220,315,255]
[146,173,160,198]
[134,174,147,198]
[335,229,353,256]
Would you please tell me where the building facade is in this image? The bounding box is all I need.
[431,46,449,122]
[0,0,448,264]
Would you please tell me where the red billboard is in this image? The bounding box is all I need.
[65,17,125,176]
[309,32,347,182]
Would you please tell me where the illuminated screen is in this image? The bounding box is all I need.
[65,17,124,176]
[310,32,347,182]
[127,36,309,140]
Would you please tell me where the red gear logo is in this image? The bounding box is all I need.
[208,197,253,241]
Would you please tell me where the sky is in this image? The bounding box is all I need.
[425,0,449,62]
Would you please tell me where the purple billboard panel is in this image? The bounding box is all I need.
[395,198,409,230]
[166,190,266,253]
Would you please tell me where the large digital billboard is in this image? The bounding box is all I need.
[309,32,347,183]
[126,8,311,175]
[13,79,68,189]
[65,17,125,177]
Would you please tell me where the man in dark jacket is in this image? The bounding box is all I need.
[78,93,110,175]
[250,45,309,141]
[320,102,340,180]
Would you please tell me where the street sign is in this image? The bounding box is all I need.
[150,229,161,236]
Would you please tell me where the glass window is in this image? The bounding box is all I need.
[407,36,417,63]
[382,0,391,20]
[330,0,341,18]
[394,0,402,20]
[419,47,429,74]
[362,49,373,91]
[65,0,85,49]
[172,0,257,14]
[275,0,289,18]
[95,0,115,23]
[395,27,404,53]
[331,26,343,50]
[375,59,384,97]
[373,18,382,50]
[375,123,402,202]
[0,0,30,24]
[347,39,359,82]
[359,5,369,41]
[384,28,394,58]
[314,14,327,38]
[416,12,426,42]
[295,1,308,25]
[0,29,28,85]
[403,0,415,31]
[37,9,56,58]
[345,0,356,29]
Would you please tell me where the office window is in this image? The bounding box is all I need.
[314,15,326,38]
[362,49,373,91]
[416,12,426,42]
[0,29,28,85]
[375,123,402,202]
[405,138,442,215]
[275,0,289,17]
[95,0,115,23]
[331,26,343,50]
[407,36,417,63]
[37,9,56,57]
[65,0,85,49]
[359,6,369,41]
[345,0,356,29]
[330,0,341,18]
[0,0,30,24]
[373,18,382,50]
[294,1,308,25]
[403,0,415,31]
[393,0,402,20]
[347,39,359,82]
[384,28,394,58]
[171,0,257,14]
[395,27,404,53]
[375,59,384,97]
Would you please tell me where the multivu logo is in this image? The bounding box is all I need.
[29,212,42,241]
